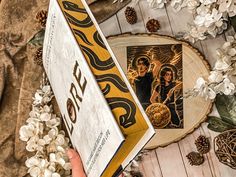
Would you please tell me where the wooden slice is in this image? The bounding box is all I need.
[107,33,212,149]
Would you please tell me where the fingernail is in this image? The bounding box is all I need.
[67,149,74,159]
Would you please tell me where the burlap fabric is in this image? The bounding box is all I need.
[0,0,133,176]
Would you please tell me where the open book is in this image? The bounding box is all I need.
[43,0,155,176]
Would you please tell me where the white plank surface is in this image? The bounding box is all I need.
[156,143,188,177]
[97,1,236,176]
[99,15,121,36]
[139,150,163,177]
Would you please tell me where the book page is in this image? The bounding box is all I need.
[43,0,124,176]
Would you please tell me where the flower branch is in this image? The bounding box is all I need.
[19,78,71,177]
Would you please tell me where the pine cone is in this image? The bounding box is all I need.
[36,10,48,27]
[34,47,43,66]
[146,19,160,32]
[125,7,137,24]
[195,135,210,154]
[186,152,204,166]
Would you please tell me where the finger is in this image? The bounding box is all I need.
[118,173,125,177]
[67,149,86,177]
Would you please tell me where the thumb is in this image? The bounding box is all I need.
[67,149,86,177]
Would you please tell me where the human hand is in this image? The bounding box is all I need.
[67,148,125,177]
[67,149,86,177]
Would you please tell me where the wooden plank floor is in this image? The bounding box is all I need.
[98,1,236,176]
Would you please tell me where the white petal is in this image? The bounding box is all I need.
[226,36,235,42]
[43,105,52,113]
[50,153,56,162]
[214,60,230,70]
[208,88,216,99]
[25,157,40,168]
[52,173,61,177]
[19,125,31,141]
[208,71,223,83]
[38,139,46,146]
[63,163,71,171]
[40,113,51,121]
[48,127,58,138]
[42,85,51,94]
[222,42,231,50]
[29,166,41,177]
[57,157,66,166]
[56,146,65,153]
[48,163,56,172]
[43,135,52,144]
[55,135,65,146]
[26,142,37,152]
[228,48,236,56]
[44,169,53,177]
[195,77,206,89]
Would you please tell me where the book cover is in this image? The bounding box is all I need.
[43,0,155,176]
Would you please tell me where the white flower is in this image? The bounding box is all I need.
[63,163,71,171]
[218,0,232,13]
[222,41,232,50]
[147,0,167,8]
[184,25,206,43]
[194,8,223,28]
[33,92,43,105]
[219,40,236,58]
[42,105,52,113]
[186,0,200,11]
[43,134,52,144]
[228,47,236,57]
[55,134,66,146]
[196,4,210,15]
[28,166,41,177]
[46,116,60,128]
[44,169,53,177]
[25,156,41,168]
[42,96,53,104]
[19,84,71,177]
[226,35,235,43]
[228,1,236,17]
[29,107,40,118]
[229,63,236,76]
[171,0,184,11]
[49,152,66,166]
[207,25,218,37]
[48,127,59,139]
[214,59,231,71]
[26,136,46,152]
[200,0,216,5]
[214,78,235,95]
[211,8,223,26]
[208,71,224,83]
[39,112,51,121]
[194,77,216,99]
[19,124,36,141]
[42,85,52,95]
[52,173,61,177]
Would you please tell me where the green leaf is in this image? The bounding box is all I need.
[207,116,235,132]
[28,29,45,46]
[215,94,236,126]
[229,15,236,32]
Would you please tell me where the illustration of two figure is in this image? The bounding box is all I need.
[133,57,183,128]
